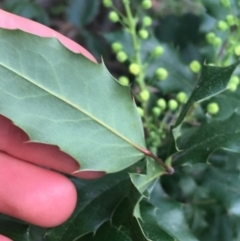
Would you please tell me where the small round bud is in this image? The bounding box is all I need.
[155,68,168,81]
[206,32,215,43]
[220,0,230,7]
[151,46,164,58]
[189,60,201,73]
[226,14,235,26]
[102,0,113,7]
[142,16,152,26]
[141,0,152,9]
[118,76,129,85]
[234,45,240,56]
[137,107,144,117]
[157,98,167,110]
[138,29,149,39]
[111,42,122,53]
[116,51,128,62]
[129,63,140,75]
[139,90,150,102]
[109,11,119,22]
[168,99,178,111]
[228,82,238,92]
[212,37,222,47]
[152,107,161,117]
[207,102,219,115]
[217,20,228,31]
[176,92,188,104]
[229,76,240,85]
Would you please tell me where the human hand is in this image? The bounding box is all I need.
[0,10,104,241]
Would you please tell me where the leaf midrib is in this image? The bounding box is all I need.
[0,61,144,152]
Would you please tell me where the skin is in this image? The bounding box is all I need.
[0,10,104,240]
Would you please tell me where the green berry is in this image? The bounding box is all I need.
[206,32,215,43]
[116,51,128,62]
[168,99,178,111]
[217,20,228,31]
[151,46,164,58]
[111,42,122,52]
[157,98,167,110]
[138,29,149,39]
[141,0,152,9]
[228,82,238,92]
[226,14,235,26]
[176,92,188,104]
[212,37,222,47]
[207,102,219,115]
[118,76,129,85]
[139,90,150,102]
[142,16,152,26]
[234,45,240,56]
[189,60,201,73]
[155,68,168,81]
[152,107,161,117]
[229,76,240,85]
[109,11,119,22]
[137,107,144,117]
[129,63,140,75]
[220,0,230,7]
[102,0,113,7]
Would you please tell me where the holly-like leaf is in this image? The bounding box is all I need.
[174,113,240,166]
[0,29,146,173]
[130,159,165,193]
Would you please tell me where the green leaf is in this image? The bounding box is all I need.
[0,29,146,173]
[45,172,132,240]
[174,62,240,129]
[174,113,240,166]
[67,0,100,27]
[149,182,200,241]
[130,159,165,193]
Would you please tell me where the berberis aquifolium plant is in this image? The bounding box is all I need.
[1,0,240,240]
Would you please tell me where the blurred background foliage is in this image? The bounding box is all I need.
[1,0,240,240]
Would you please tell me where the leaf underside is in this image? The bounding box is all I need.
[0,29,145,173]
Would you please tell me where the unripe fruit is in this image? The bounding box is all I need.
[102,0,113,7]
[155,68,168,80]
[189,60,201,73]
[228,82,238,92]
[212,37,222,47]
[220,0,230,7]
[151,46,164,58]
[207,102,219,115]
[129,63,140,75]
[111,42,122,52]
[142,16,152,26]
[138,29,149,39]
[157,98,167,110]
[137,107,144,117]
[168,99,178,111]
[206,32,215,43]
[139,90,150,102]
[176,92,188,104]
[217,20,228,31]
[141,0,152,9]
[116,51,128,62]
[118,76,129,86]
[229,76,240,85]
[234,45,240,56]
[109,11,119,22]
[226,14,235,26]
[152,107,161,117]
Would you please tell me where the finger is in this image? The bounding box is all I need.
[0,152,77,227]
[0,115,105,179]
[0,235,12,241]
[0,10,96,62]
